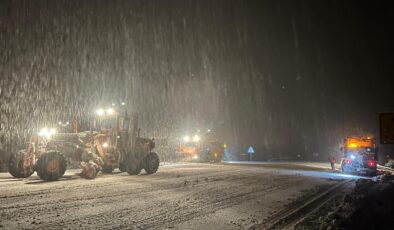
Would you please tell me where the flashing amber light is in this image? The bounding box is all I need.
[348,143,358,148]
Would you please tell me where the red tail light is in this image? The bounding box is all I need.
[368,160,376,167]
[344,159,351,165]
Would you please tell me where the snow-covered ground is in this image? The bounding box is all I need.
[0,162,350,229]
[295,174,394,230]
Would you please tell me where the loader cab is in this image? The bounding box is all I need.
[92,108,123,133]
[92,107,137,132]
[93,117,118,131]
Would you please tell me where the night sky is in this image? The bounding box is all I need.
[1,0,393,161]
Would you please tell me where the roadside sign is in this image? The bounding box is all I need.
[248,146,255,155]
[380,113,394,144]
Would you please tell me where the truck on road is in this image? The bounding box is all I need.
[177,132,224,163]
[340,136,377,176]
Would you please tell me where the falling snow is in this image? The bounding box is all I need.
[1,1,393,167]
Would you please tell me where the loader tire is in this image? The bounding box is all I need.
[8,150,34,178]
[36,151,67,181]
[119,163,126,172]
[126,155,141,175]
[144,152,159,174]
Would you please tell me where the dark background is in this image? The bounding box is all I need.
[1,0,393,166]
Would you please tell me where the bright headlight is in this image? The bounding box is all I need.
[193,155,199,159]
[192,135,200,142]
[106,108,115,115]
[96,108,105,116]
[38,127,56,138]
[183,135,190,142]
[103,142,108,148]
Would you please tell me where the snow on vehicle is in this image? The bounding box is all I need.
[340,136,378,176]
[7,127,98,181]
[92,108,159,176]
[8,106,159,181]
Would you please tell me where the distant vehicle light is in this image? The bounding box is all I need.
[350,154,356,160]
[183,135,190,142]
[193,155,199,159]
[38,127,57,139]
[106,108,115,115]
[96,108,105,116]
[103,142,109,148]
[193,135,200,142]
[58,121,69,126]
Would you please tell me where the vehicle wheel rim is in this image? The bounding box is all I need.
[47,160,60,173]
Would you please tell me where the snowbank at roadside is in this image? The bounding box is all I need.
[320,173,394,230]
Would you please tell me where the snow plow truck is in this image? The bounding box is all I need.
[8,107,159,181]
[177,132,224,163]
[340,136,377,176]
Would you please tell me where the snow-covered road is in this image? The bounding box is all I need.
[0,162,354,229]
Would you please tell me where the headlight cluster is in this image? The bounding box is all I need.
[183,135,190,142]
[183,135,200,142]
[193,135,200,142]
[96,108,115,116]
[38,127,57,138]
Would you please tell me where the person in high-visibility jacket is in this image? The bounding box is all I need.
[328,156,336,171]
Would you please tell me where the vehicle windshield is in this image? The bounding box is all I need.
[92,118,117,131]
